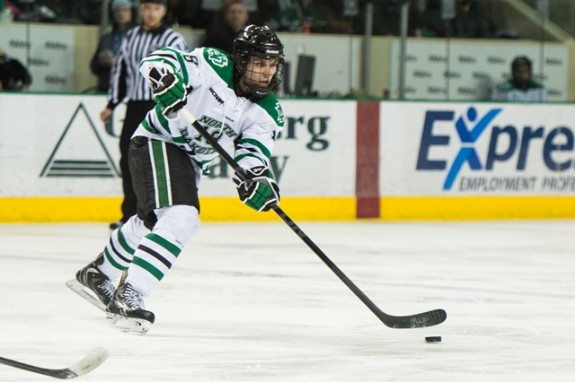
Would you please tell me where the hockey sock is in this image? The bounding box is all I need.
[126,205,199,296]
[99,216,150,280]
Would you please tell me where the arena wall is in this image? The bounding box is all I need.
[0,94,573,222]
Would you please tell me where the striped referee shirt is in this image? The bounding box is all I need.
[107,24,188,109]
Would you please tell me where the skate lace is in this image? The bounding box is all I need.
[119,285,145,310]
[97,279,115,300]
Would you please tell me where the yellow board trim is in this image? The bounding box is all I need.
[0,197,356,222]
[2,196,575,222]
[380,196,575,220]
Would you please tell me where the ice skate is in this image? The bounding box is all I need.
[106,283,155,334]
[70,254,116,310]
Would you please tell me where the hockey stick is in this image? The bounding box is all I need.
[0,347,108,379]
[179,108,446,329]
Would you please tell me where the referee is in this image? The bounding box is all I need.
[100,0,189,230]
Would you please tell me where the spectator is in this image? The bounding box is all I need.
[197,0,259,29]
[0,47,32,91]
[260,0,337,33]
[420,0,493,38]
[203,0,249,53]
[259,0,312,32]
[452,0,493,38]
[491,56,547,102]
[101,0,188,230]
[90,0,135,93]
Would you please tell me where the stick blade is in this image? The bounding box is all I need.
[381,308,447,329]
[66,347,109,378]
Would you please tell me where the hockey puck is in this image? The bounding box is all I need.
[425,336,442,343]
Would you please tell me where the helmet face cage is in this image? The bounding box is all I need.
[233,25,285,98]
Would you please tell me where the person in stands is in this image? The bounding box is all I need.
[491,56,547,102]
[90,0,136,92]
[0,47,32,91]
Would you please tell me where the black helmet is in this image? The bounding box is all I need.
[233,24,284,98]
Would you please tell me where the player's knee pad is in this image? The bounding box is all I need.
[153,205,200,246]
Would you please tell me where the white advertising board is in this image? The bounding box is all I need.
[0,95,356,198]
[389,40,568,101]
[0,25,75,92]
[0,94,122,196]
[380,102,575,195]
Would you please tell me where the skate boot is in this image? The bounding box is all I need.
[107,283,155,333]
[75,253,116,306]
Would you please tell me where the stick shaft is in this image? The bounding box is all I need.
[0,356,75,379]
[179,109,385,315]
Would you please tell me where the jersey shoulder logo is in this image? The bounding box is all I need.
[202,48,233,86]
[205,48,229,68]
[255,95,284,127]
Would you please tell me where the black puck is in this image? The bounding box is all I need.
[425,336,442,343]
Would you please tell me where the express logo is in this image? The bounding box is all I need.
[417,107,501,190]
[416,106,575,191]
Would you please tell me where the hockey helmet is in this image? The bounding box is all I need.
[233,24,284,98]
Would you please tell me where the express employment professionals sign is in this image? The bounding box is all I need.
[380,102,575,195]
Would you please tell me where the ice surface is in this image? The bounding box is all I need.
[0,220,574,381]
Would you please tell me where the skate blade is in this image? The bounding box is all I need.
[106,313,152,334]
[66,279,107,312]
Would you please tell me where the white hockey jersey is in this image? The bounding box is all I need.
[136,46,284,174]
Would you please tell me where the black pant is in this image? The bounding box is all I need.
[129,137,200,230]
[118,100,156,222]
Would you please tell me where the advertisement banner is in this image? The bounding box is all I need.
[0,95,356,198]
[380,102,575,196]
[0,94,122,196]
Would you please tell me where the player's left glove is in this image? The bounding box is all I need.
[233,166,280,212]
[148,65,187,115]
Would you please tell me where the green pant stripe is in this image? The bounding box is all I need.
[132,256,164,281]
[149,140,171,208]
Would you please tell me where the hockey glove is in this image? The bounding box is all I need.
[148,66,187,115]
[233,166,280,212]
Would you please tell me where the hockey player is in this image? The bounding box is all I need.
[491,55,548,102]
[72,24,284,332]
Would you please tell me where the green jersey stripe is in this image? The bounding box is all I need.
[154,106,171,133]
[237,138,272,158]
[234,152,266,165]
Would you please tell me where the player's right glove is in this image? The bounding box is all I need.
[148,65,187,115]
[233,166,280,212]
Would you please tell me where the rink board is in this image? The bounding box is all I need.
[1,94,574,221]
